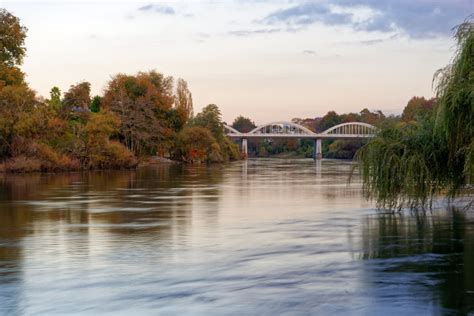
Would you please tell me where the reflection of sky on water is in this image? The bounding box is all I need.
[0,159,472,315]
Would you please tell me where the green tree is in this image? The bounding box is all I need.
[191,104,224,141]
[90,95,101,113]
[317,111,341,132]
[232,115,256,133]
[49,87,62,109]
[357,20,474,210]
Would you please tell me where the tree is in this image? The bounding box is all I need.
[83,111,136,169]
[49,87,62,109]
[0,9,27,67]
[232,115,256,133]
[176,126,221,163]
[191,104,224,141]
[360,108,385,125]
[102,71,175,156]
[0,9,27,88]
[0,85,38,157]
[317,111,341,132]
[174,78,193,123]
[90,95,101,113]
[357,20,474,211]
[401,97,435,122]
[63,81,91,111]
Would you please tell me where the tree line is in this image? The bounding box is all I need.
[0,9,240,172]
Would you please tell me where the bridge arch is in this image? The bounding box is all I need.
[224,120,377,160]
[224,125,242,135]
[321,122,376,136]
[249,121,316,135]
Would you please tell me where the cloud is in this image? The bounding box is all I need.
[262,3,353,27]
[261,0,471,38]
[138,4,175,15]
[228,28,282,36]
[302,50,317,55]
[358,34,399,45]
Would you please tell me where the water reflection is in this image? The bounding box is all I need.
[361,209,474,314]
[0,160,472,314]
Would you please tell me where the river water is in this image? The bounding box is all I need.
[0,159,472,315]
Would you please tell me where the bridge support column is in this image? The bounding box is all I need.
[314,138,322,160]
[242,138,248,159]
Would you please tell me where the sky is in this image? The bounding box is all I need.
[2,0,473,123]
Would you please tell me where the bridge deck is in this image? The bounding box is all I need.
[226,134,373,139]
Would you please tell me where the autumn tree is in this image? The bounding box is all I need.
[174,78,193,123]
[83,111,136,169]
[102,70,175,156]
[401,96,435,122]
[0,85,39,157]
[189,104,240,161]
[63,81,91,111]
[0,9,27,67]
[176,126,221,163]
[0,9,27,88]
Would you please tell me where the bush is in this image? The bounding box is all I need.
[176,126,220,163]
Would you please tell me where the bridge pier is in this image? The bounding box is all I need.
[314,138,322,160]
[241,138,248,158]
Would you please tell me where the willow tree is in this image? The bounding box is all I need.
[356,19,473,211]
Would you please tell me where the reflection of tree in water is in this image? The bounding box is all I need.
[0,164,224,237]
[360,209,474,314]
[0,164,224,314]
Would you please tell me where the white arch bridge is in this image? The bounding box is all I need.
[224,121,377,160]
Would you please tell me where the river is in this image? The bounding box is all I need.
[0,159,473,315]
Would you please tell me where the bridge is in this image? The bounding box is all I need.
[224,121,377,160]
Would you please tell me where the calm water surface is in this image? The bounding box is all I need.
[0,159,473,315]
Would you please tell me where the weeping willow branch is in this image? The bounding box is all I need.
[356,18,474,211]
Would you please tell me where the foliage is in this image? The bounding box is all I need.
[0,85,38,157]
[174,78,193,123]
[0,9,239,172]
[49,87,62,109]
[191,104,224,141]
[401,96,435,122]
[102,71,175,156]
[83,111,137,169]
[357,20,474,210]
[90,95,101,113]
[186,105,241,162]
[433,19,474,193]
[63,81,91,111]
[326,140,366,159]
[0,9,27,67]
[175,126,221,163]
[232,115,256,133]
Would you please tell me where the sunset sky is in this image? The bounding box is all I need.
[2,0,472,123]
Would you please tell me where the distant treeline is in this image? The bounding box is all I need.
[229,97,435,159]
